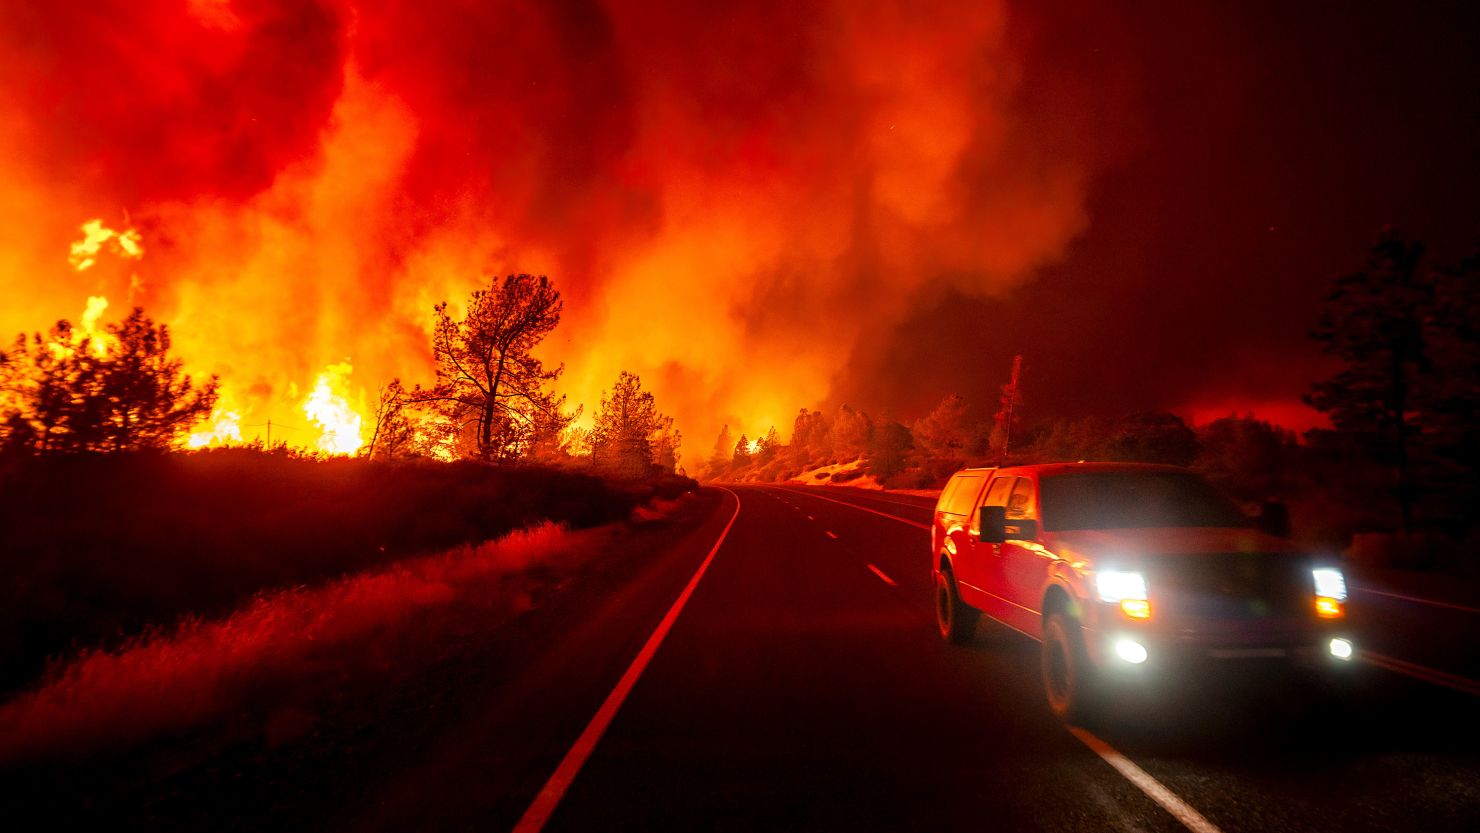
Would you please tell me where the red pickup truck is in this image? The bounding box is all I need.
[931,462,1353,723]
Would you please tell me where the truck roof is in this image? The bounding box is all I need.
[991,461,1191,477]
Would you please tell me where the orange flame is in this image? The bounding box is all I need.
[2,2,1095,458]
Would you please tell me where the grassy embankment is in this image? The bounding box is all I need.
[0,449,695,696]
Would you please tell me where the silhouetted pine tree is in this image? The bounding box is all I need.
[414,274,572,462]
[1305,230,1429,531]
[0,308,217,453]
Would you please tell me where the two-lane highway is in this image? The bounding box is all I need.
[514,485,1480,833]
[531,485,1187,832]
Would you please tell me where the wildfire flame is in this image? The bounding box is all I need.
[302,362,365,455]
[57,219,375,455]
[3,3,1099,456]
[187,402,243,449]
[68,219,142,272]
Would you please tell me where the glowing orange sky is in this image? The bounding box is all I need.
[4,1,1477,456]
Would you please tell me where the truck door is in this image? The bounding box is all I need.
[999,476,1049,635]
[957,475,1014,614]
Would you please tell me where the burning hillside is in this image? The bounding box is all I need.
[1,1,1090,456]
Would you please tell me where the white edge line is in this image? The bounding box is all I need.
[1353,586,1480,615]
[1069,728,1225,833]
[1360,649,1480,696]
[825,530,839,539]
[512,487,743,833]
[757,485,1224,833]
[867,564,897,586]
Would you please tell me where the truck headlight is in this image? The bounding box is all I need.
[1096,570,1151,620]
[1313,567,1347,619]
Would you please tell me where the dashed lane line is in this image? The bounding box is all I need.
[512,488,743,833]
[772,485,1226,833]
[777,486,937,512]
[867,564,897,586]
[825,530,839,539]
[775,487,930,530]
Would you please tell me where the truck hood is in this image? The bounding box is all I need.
[1041,526,1301,569]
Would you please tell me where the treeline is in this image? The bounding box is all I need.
[707,402,1249,490]
[712,228,1480,549]
[0,274,682,479]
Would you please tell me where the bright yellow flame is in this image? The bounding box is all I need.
[79,295,117,356]
[747,438,761,455]
[302,362,365,455]
[187,405,244,449]
[68,219,143,272]
[1119,599,1153,620]
[1314,596,1344,619]
[43,296,118,360]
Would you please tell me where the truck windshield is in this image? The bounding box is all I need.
[1040,471,1249,531]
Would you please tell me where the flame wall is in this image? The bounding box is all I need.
[1,1,1091,457]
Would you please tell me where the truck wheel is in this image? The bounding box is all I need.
[1042,612,1098,724]
[935,567,979,645]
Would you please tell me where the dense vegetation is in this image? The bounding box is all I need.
[0,449,695,694]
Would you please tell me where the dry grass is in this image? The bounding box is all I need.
[0,449,695,693]
[0,521,589,764]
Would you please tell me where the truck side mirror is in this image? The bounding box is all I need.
[1257,500,1290,538]
[977,505,1008,544]
[1007,518,1039,541]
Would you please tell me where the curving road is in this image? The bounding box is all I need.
[506,485,1480,833]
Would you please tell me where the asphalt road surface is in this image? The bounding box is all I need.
[387,485,1480,832]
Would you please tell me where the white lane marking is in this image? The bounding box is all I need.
[825,530,839,539]
[1353,586,1480,615]
[512,488,743,833]
[800,490,935,511]
[807,515,814,521]
[767,483,1241,832]
[778,488,929,530]
[867,564,897,586]
[1361,650,1480,696]
[1069,728,1225,833]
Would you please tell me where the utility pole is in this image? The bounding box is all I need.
[266,419,271,447]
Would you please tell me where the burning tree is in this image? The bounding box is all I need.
[991,355,1024,458]
[732,433,753,468]
[415,274,573,462]
[706,424,734,479]
[589,371,676,476]
[0,308,218,454]
[913,393,969,460]
[364,379,417,462]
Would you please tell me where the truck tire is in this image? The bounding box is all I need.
[1042,612,1098,724]
[935,567,979,645]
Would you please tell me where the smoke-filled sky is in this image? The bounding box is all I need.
[3,0,1477,456]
